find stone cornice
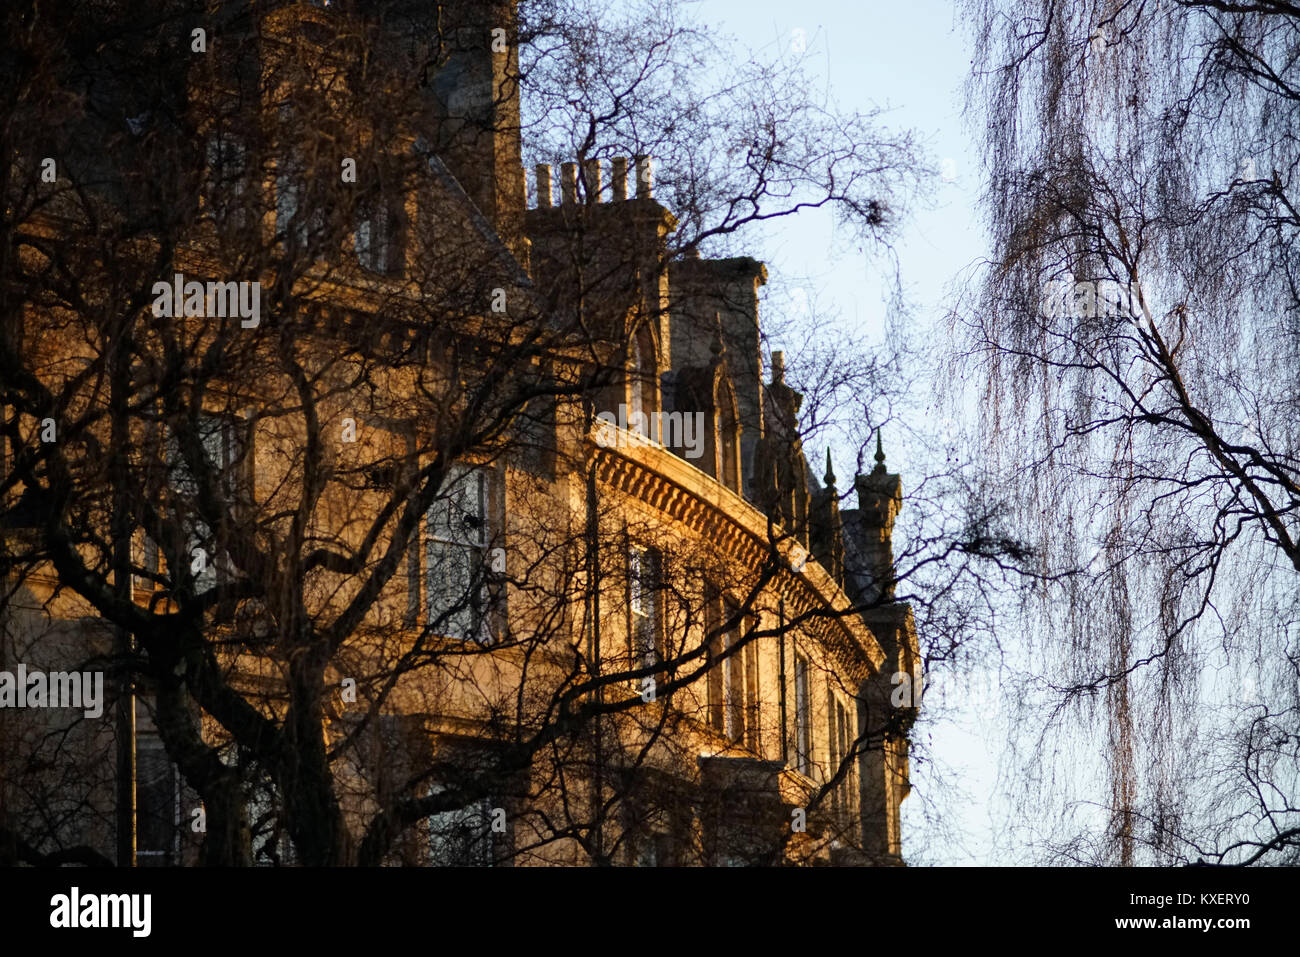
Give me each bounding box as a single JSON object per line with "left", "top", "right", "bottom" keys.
{"left": 588, "top": 425, "right": 885, "bottom": 675}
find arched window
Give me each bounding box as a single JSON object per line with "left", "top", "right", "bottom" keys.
{"left": 715, "top": 376, "right": 741, "bottom": 492}
{"left": 629, "top": 326, "right": 658, "bottom": 441}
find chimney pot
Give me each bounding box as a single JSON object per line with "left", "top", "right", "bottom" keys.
{"left": 535, "top": 164, "right": 553, "bottom": 208}
{"left": 560, "top": 162, "right": 578, "bottom": 205}
{"left": 771, "top": 350, "right": 785, "bottom": 385}
{"left": 611, "top": 157, "right": 629, "bottom": 201}
{"left": 634, "top": 155, "right": 653, "bottom": 199}
{"left": 581, "top": 158, "right": 602, "bottom": 203}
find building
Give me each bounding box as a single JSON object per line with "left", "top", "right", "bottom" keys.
{"left": 0, "top": 0, "right": 916, "bottom": 867}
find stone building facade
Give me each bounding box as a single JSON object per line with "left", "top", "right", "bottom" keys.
{"left": 0, "top": 0, "right": 916, "bottom": 866}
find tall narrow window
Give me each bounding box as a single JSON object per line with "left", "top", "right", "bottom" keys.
{"left": 837, "top": 698, "right": 852, "bottom": 817}
{"left": 723, "top": 623, "right": 742, "bottom": 742}
{"left": 712, "top": 598, "right": 745, "bottom": 744}
{"left": 136, "top": 734, "right": 180, "bottom": 866}
{"left": 276, "top": 157, "right": 308, "bottom": 249}
{"left": 425, "top": 465, "right": 491, "bottom": 642}
{"left": 828, "top": 687, "right": 843, "bottom": 819}
{"left": 166, "top": 412, "right": 250, "bottom": 593}
{"left": 716, "top": 380, "right": 740, "bottom": 492}
{"left": 204, "top": 131, "right": 251, "bottom": 235}
{"left": 356, "top": 192, "right": 405, "bottom": 276}
{"left": 247, "top": 772, "right": 294, "bottom": 866}
{"left": 275, "top": 107, "right": 326, "bottom": 254}
{"left": 629, "top": 328, "right": 657, "bottom": 441}
{"left": 628, "top": 545, "right": 660, "bottom": 677}
{"left": 794, "top": 652, "right": 812, "bottom": 775}
{"left": 745, "top": 636, "right": 760, "bottom": 752}
{"left": 827, "top": 692, "right": 854, "bottom": 824}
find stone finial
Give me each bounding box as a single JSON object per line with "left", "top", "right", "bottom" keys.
{"left": 873, "top": 428, "right": 887, "bottom": 473}
{"left": 825, "top": 446, "right": 836, "bottom": 487}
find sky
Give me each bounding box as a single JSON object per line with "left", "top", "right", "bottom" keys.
{"left": 695, "top": 0, "right": 1002, "bottom": 864}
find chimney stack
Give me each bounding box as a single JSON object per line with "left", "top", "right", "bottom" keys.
{"left": 611, "top": 157, "right": 629, "bottom": 201}
{"left": 535, "top": 164, "right": 553, "bottom": 208}
{"left": 582, "top": 158, "right": 602, "bottom": 204}
{"left": 560, "top": 162, "right": 578, "bottom": 205}
{"left": 634, "top": 155, "right": 654, "bottom": 199}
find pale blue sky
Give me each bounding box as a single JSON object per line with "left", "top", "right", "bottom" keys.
{"left": 699, "top": 0, "right": 999, "bottom": 864}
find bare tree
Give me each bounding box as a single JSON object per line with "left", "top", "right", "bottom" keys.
{"left": 0, "top": 0, "right": 994, "bottom": 868}
{"left": 957, "top": 0, "right": 1300, "bottom": 864}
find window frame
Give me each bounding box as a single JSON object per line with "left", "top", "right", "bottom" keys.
{"left": 164, "top": 410, "right": 253, "bottom": 593}
{"left": 628, "top": 326, "right": 659, "bottom": 442}
{"left": 708, "top": 594, "right": 756, "bottom": 748}
{"left": 423, "top": 463, "right": 496, "bottom": 643}
{"left": 135, "top": 733, "right": 181, "bottom": 866}
{"left": 826, "top": 690, "right": 855, "bottom": 826}
{"left": 203, "top": 129, "right": 254, "bottom": 235}
{"left": 627, "top": 541, "right": 663, "bottom": 687}
{"left": 355, "top": 188, "right": 406, "bottom": 277}
{"left": 794, "top": 651, "right": 812, "bottom": 776}
{"left": 714, "top": 375, "right": 741, "bottom": 492}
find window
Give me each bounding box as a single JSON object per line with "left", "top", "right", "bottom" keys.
{"left": 827, "top": 691, "right": 854, "bottom": 823}
{"left": 276, "top": 159, "right": 308, "bottom": 249}
{"left": 166, "top": 412, "right": 251, "bottom": 592}
{"left": 428, "top": 788, "right": 496, "bottom": 866}
{"left": 204, "top": 131, "right": 252, "bottom": 235}
{"left": 136, "top": 735, "right": 180, "bottom": 866}
{"left": 247, "top": 772, "right": 294, "bottom": 866}
{"left": 794, "top": 652, "right": 812, "bottom": 776}
{"left": 715, "top": 379, "right": 740, "bottom": 492}
{"left": 425, "top": 465, "right": 493, "bottom": 642}
{"left": 628, "top": 544, "right": 661, "bottom": 679}
{"left": 837, "top": 698, "right": 853, "bottom": 816}
{"left": 168, "top": 413, "right": 249, "bottom": 500}
{"left": 723, "top": 611, "right": 742, "bottom": 742}
{"left": 629, "top": 328, "right": 657, "bottom": 440}
{"left": 709, "top": 597, "right": 756, "bottom": 747}
{"left": 275, "top": 109, "right": 326, "bottom": 254}
{"left": 355, "top": 192, "right": 405, "bottom": 276}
